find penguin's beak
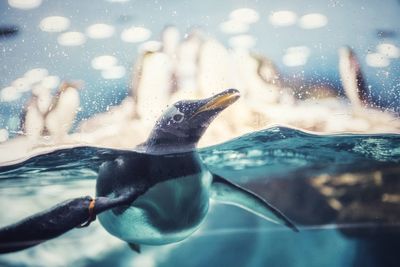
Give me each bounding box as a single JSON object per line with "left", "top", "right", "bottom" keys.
{"left": 192, "top": 89, "right": 240, "bottom": 117}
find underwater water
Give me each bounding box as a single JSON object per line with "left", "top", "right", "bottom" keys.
{"left": 0, "top": 126, "right": 399, "bottom": 267}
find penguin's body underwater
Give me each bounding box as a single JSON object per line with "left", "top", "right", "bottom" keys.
{"left": 0, "top": 89, "right": 297, "bottom": 254}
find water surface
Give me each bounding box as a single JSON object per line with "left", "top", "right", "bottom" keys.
{"left": 0, "top": 127, "right": 399, "bottom": 267}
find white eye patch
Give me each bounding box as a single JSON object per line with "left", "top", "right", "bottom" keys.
{"left": 164, "top": 106, "right": 185, "bottom": 124}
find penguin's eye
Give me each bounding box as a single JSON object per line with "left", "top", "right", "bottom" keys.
{"left": 172, "top": 114, "right": 184, "bottom": 123}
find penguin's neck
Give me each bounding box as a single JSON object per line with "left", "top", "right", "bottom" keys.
{"left": 142, "top": 131, "right": 198, "bottom": 154}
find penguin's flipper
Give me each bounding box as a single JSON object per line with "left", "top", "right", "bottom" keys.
{"left": 127, "top": 242, "right": 141, "bottom": 253}
{"left": 211, "top": 174, "right": 298, "bottom": 232}
{"left": 0, "top": 188, "right": 144, "bottom": 254}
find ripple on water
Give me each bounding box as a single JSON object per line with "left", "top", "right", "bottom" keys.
{"left": 353, "top": 138, "right": 400, "bottom": 162}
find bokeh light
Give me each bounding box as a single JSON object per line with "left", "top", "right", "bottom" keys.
{"left": 229, "top": 8, "right": 260, "bottom": 24}
{"left": 8, "top": 0, "right": 42, "bottom": 10}
{"left": 86, "top": 23, "right": 115, "bottom": 39}
{"left": 40, "top": 75, "right": 60, "bottom": 89}
{"left": 377, "top": 43, "right": 400, "bottom": 59}
{"left": 219, "top": 20, "right": 249, "bottom": 34}
{"left": 57, "top": 31, "right": 86, "bottom": 46}
{"left": 101, "top": 66, "right": 126, "bottom": 79}
{"left": 283, "top": 46, "right": 310, "bottom": 66}
{"left": 229, "top": 35, "right": 256, "bottom": 50}
{"left": 39, "top": 16, "right": 71, "bottom": 32}
{"left": 121, "top": 26, "right": 151, "bottom": 43}
{"left": 0, "top": 86, "right": 21, "bottom": 102}
{"left": 366, "top": 53, "right": 390, "bottom": 68}
{"left": 24, "top": 68, "right": 49, "bottom": 84}
{"left": 269, "top": 10, "right": 297, "bottom": 27}
{"left": 299, "top": 13, "right": 328, "bottom": 29}
{"left": 91, "top": 55, "right": 118, "bottom": 70}
{"left": 11, "top": 77, "right": 31, "bottom": 93}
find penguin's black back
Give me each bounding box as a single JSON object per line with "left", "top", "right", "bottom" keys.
{"left": 96, "top": 151, "right": 204, "bottom": 198}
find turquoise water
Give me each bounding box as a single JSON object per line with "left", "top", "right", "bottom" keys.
{"left": 0, "top": 126, "right": 399, "bottom": 267}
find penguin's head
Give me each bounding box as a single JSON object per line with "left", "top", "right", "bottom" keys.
{"left": 146, "top": 88, "right": 240, "bottom": 150}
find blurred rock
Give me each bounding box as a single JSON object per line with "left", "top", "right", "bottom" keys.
{"left": 242, "top": 166, "right": 400, "bottom": 239}
{"left": 246, "top": 178, "right": 337, "bottom": 225}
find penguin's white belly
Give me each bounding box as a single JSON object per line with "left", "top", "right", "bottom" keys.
{"left": 98, "top": 172, "right": 212, "bottom": 245}
{"left": 24, "top": 105, "right": 44, "bottom": 139}
{"left": 46, "top": 90, "right": 79, "bottom": 137}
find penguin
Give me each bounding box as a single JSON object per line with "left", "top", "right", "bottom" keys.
{"left": 44, "top": 82, "right": 81, "bottom": 141}
{"left": 20, "top": 84, "right": 53, "bottom": 141}
{"left": 161, "top": 25, "right": 180, "bottom": 61}
{"left": 20, "top": 95, "right": 45, "bottom": 141}
{"left": 338, "top": 46, "right": 369, "bottom": 109}
{"left": 32, "top": 84, "right": 52, "bottom": 116}
{"left": 197, "top": 39, "right": 236, "bottom": 97}
{"left": 161, "top": 25, "right": 180, "bottom": 95}
{"left": 232, "top": 51, "right": 283, "bottom": 105}
{"left": 132, "top": 48, "right": 174, "bottom": 127}
{"left": 130, "top": 27, "right": 180, "bottom": 126}
{"left": 0, "top": 88, "right": 297, "bottom": 254}
{"left": 171, "top": 29, "right": 204, "bottom": 101}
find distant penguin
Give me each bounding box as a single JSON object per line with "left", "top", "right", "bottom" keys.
{"left": 339, "top": 46, "right": 369, "bottom": 109}
{"left": 132, "top": 35, "right": 176, "bottom": 127}
{"left": 21, "top": 95, "right": 44, "bottom": 141}
{"left": 21, "top": 84, "right": 53, "bottom": 140}
{"left": 31, "top": 84, "right": 52, "bottom": 116}
{"left": 161, "top": 25, "right": 180, "bottom": 60}
{"left": 172, "top": 29, "right": 204, "bottom": 101}
{"left": 131, "top": 40, "right": 164, "bottom": 102}
{"left": 45, "top": 82, "right": 81, "bottom": 142}
{"left": 132, "top": 50, "right": 173, "bottom": 127}
{"left": 253, "top": 54, "right": 296, "bottom": 106}
{"left": 161, "top": 25, "right": 181, "bottom": 95}
{"left": 197, "top": 39, "right": 236, "bottom": 97}
{"left": 195, "top": 46, "right": 253, "bottom": 146}
{"left": 254, "top": 53, "right": 282, "bottom": 88}
{"left": 177, "top": 31, "right": 203, "bottom": 93}
{"left": 232, "top": 51, "right": 283, "bottom": 105}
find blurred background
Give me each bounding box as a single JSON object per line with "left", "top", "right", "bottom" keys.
{"left": 0, "top": 0, "right": 400, "bottom": 147}
{"left": 0, "top": 0, "right": 399, "bottom": 266}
